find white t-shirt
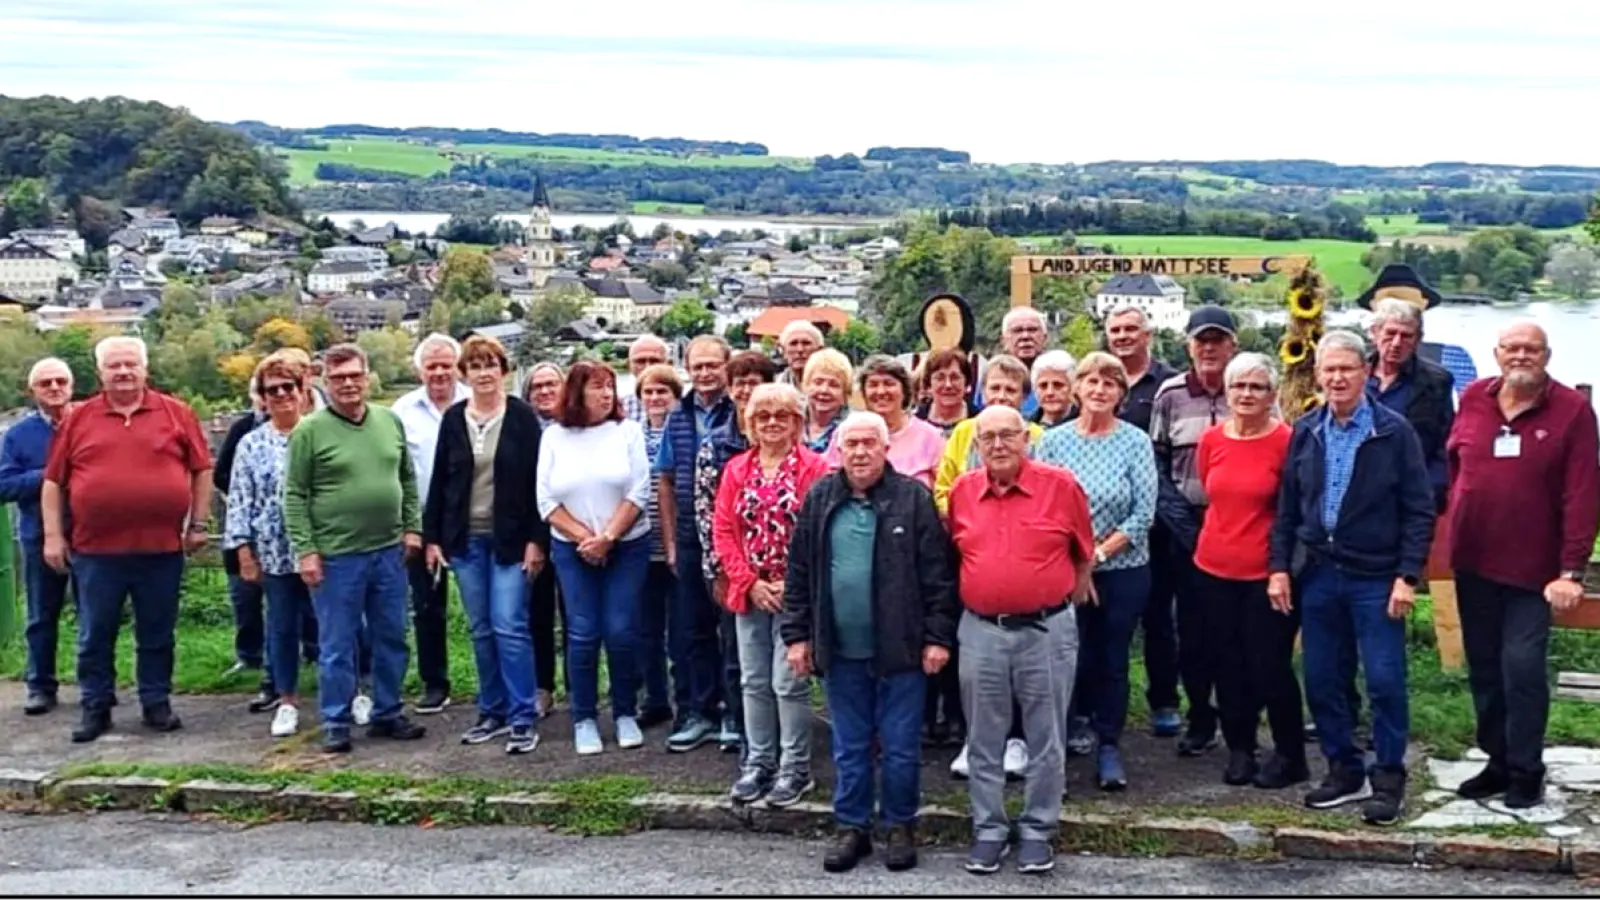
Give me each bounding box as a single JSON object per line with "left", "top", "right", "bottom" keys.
{"left": 536, "top": 419, "right": 652, "bottom": 543}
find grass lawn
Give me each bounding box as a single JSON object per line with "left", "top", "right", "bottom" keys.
{"left": 1076, "top": 233, "right": 1374, "bottom": 297}
{"left": 630, "top": 201, "right": 707, "bottom": 215}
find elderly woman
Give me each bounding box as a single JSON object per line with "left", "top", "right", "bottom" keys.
{"left": 423, "top": 336, "right": 547, "bottom": 755}
{"left": 825, "top": 355, "right": 945, "bottom": 488}
{"left": 1195, "top": 352, "right": 1307, "bottom": 790}
{"left": 1036, "top": 351, "right": 1158, "bottom": 791}
{"left": 935, "top": 354, "right": 1043, "bottom": 515}
{"left": 914, "top": 349, "right": 980, "bottom": 436}
{"left": 521, "top": 360, "right": 566, "bottom": 711}
{"left": 634, "top": 363, "right": 684, "bottom": 728}
{"left": 1030, "top": 350, "right": 1078, "bottom": 429}
{"left": 537, "top": 360, "right": 653, "bottom": 756}
{"left": 713, "top": 383, "right": 829, "bottom": 808}
{"left": 800, "top": 349, "right": 853, "bottom": 453}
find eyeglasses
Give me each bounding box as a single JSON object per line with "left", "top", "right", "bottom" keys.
{"left": 262, "top": 382, "right": 299, "bottom": 397}
{"left": 1228, "top": 382, "right": 1273, "bottom": 394}
{"left": 326, "top": 371, "right": 367, "bottom": 384}
{"left": 750, "top": 411, "right": 794, "bottom": 424}
{"left": 34, "top": 377, "right": 69, "bottom": 388}
{"left": 977, "top": 429, "right": 1024, "bottom": 445}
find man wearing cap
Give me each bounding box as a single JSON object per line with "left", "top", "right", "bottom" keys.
{"left": 1148, "top": 305, "right": 1237, "bottom": 757}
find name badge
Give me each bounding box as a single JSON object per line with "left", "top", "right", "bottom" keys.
{"left": 1493, "top": 430, "right": 1522, "bottom": 459}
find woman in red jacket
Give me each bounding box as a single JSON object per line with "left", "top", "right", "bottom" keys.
{"left": 713, "top": 382, "right": 829, "bottom": 809}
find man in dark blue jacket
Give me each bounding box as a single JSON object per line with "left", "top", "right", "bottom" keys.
{"left": 1268, "top": 330, "right": 1434, "bottom": 828}
{"left": 0, "top": 358, "right": 75, "bottom": 715}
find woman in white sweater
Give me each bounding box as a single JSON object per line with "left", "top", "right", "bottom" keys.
{"left": 536, "top": 360, "right": 653, "bottom": 756}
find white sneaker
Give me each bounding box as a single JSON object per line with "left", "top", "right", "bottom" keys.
{"left": 575, "top": 719, "right": 603, "bottom": 756}
{"left": 950, "top": 744, "right": 970, "bottom": 779}
{"left": 1004, "top": 738, "right": 1029, "bottom": 778}
{"left": 615, "top": 716, "right": 644, "bottom": 750}
{"left": 270, "top": 704, "right": 299, "bottom": 738}
{"left": 352, "top": 694, "right": 374, "bottom": 727}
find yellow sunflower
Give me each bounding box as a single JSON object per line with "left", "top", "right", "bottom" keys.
{"left": 1279, "top": 336, "right": 1309, "bottom": 366}
{"left": 1301, "top": 394, "right": 1323, "bottom": 413}
{"left": 1289, "top": 288, "right": 1323, "bottom": 320}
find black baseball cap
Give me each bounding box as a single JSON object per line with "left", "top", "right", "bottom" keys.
{"left": 1185, "top": 305, "right": 1237, "bottom": 338}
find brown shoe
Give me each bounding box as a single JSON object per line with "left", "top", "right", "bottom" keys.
{"left": 884, "top": 825, "right": 918, "bottom": 871}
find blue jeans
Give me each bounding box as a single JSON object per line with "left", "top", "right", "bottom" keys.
{"left": 228, "top": 573, "right": 266, "bottom": 670}
{"left": 453, "top": 536, "right": 539, "bottom": 728}
{"left": 1300, "top": 562, "right": 1409, "bottom": 773}
{"left": 1074, "top": 565, "right": 1151, "bottom": 746}
{"left": 73, "top": 552, "right": 184, "bottom": 712}
{"left": 21, "top": 540, "right": 72, "bottom": 696}
{"left": 670, "top": 538, "right": 723, "bottom": 719}
{"left": 310, "top": 545, "right": 411, "bottom": 734}
{"left": 262, "top": 574, "right": 313, "bottom": 697}
{"left": 823, "top": 658, "right": 926, "bottom": 831}
{"left": 637, "top": 560, "right": 675, "bottom": 714}
{"left": 553, "top": 536, "right": 649, "bottom": 723}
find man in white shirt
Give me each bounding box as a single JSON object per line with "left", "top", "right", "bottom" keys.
{"left": 392, "top": 333, "right": 471, "bottom": 714}
{"left": 622, "top": 335, "right": 671, "bottom": 423}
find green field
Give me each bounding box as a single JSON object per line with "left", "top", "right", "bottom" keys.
{"left": 630, "top": 200, "right": 707, "bottom": 215}
{"left": 1076, "top": 233, "right": 1373, "bottom": 296}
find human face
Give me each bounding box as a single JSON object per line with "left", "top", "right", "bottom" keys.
{"left": 628, "top": 341, "right": 667, "bottom": 377}
{"left": 98, "top": 344, "right": 146, "bottom": 396}
{"left": 583, "top": 373, "right": 616, "bottom": 423}
{"left": 730, "top": 373, "right": 765, "bottom": 411}
{"left": 862, "top": 373, "right": 905, "bottom": 417}
{"left": 1075, "top": 371, "right": 1124, "bottom": 417}
{"left": 1187, "top": 330, "right": 1237, "bottom": 379}
{"left": 929, "top": 362, "right": 967, "bottom": 408}
{"left": 1034, "top": 369, "right": 1073, "bottom": 419}
{"left": 1494, "top": 323, "right": 1550, "bottom": 390}
{"left": 749, "top": 400, "right": 800, "bottom": 450}
{"left": 418, "top": 344, "right": 458, "bottom": 399}
{"left": 1316, "top": 348, "right": 1369, "bottom": 413}
{"left": 463, "top": 355, "right": 505, "bottom": 397}
{"left": 976, "top": 415, "right": 1028, "bottom": 479}
{"left": 805, "top": 372, "right": 844, "bottom": 420}
{"left": 782, "top": 331, "right": 820, "bottom": 373}
{"left": 1003, "top": 315, "right": 1046, "bottom": 362}
{"left": 982, "top": 372, "right": 1025, "bottom": 410}
{"left": 325, "top": 358, "right": 369, "bottom": 411}
{"left": 261, "top": 376, "right": 301, "bottom": 418}
{"left": 1106, "top": 312, "right": 1151, "bottom": 362}
{"left": 837, "top": 422, "right": 888, "bottom": 489}
{"left": 30, "top": 364, "right": 72, "bottom": 411}
{"left": 1373, "top": 318, "right": 1420, "bottom": 369}
{"left": 529, "top": 370, "right": 562, "bottom": 416}
{"left": 1226, "top": 368, "right": 1274, "bottom": 420}
{"left": 687, "top": 346, "right": 729, "bottom": 397}
{"left": 641, "top": 381, "right": 676, "bottom": 419}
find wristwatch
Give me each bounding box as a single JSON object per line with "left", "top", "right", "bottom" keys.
{"left": 1562, "top": 570, "right": 1585, "bottom": 583}
{"left": 1094, "top": 548, "right": 1108, "bottom": 565}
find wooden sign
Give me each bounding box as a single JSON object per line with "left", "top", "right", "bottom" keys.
{"left": 1009, "top": 254, "right": 1314, "bottom": 306}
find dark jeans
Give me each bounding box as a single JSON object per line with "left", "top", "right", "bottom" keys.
{"left": 73, "top": 552, "right": 185, "bottom": 712}
{"left": 21, "top": 540, "right": 72, "bottom": 696}
{"left": 228, "top": 574, "right": 265, "bottom": 670}
{"left": 924, "top": 642, "right": 964, "bottom": 734}
{"left": 1074, "top": 565, "right": 1150, "bottom": 747}
{"left": 1142, "top": 527, "right": 1181, "bottom": 711}
{"left": 1300, "top": 563, "right": 1408, "bottom": 774}
{"left": 1201, "top": 570, "right": 1305, "bottom": 760}
{"left": 670, "top": 538, "right": 724, "bottom": 720}
{"left": 552, "top": 536, "right": 649, "bottom": 723}
{"left": 405, "top": 555, "right": 451, "bottom": 694}
{"left": 1457, "top": 570, "right": 1552, "bottom": 778}
{"left": 262, "top": 574, "right": 314, "bottom": 698}
{"left": 718, "top": 604, "right": 743, "bottom": 733}
{"left": 311, "top": 545, "right": 411, "bottom": 733}
{"left": 637, "top": 560, "right": 674, "bottom": 714}
{"left": 1172, "top": 550, "right": 1218, "bottom": 734}
{"left": 824, "top": 658, "right": 925, "bottom": 830}
{"left": 528, "top": 561, "right": 564, "bottom": 696}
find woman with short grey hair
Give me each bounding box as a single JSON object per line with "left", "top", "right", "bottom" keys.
{"left": 1029, "top": 350, "right": 1078, "bottom": 428}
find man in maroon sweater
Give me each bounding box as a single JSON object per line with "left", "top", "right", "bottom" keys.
{"left": 1446, "top": 321, "right": 1600, "bottom": 809}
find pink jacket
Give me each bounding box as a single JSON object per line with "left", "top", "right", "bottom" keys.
{"left": 711, "top": 444, "right": 829, "bottom": 615}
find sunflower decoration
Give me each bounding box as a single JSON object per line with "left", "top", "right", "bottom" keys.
{"left": 1300, "top": 394, "right": 1323, "bottom": 414}
{"left": 1278, "top": 264, "right": 1327, "bottom": 425}
{"left": 1288, "top": 287, "right": 1324, "bottom": 320}
{"left": 1279, "top": 336, "right": 1309, "bottom": 367}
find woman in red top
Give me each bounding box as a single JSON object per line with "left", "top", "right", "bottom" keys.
{"left": 712, "top": 383, "right": 829, "bottom": 809}
{"left": 1194, "top": 352, "right": 1308, "bottom": 791}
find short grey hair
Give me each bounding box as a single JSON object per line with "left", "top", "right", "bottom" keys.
{"left": 778, "top": 319, "right": 824, "bottom": 346}
{"left": 1030, "top": 349, "right": 1076, "bottom": 383}
{"left": 27, "top": 357, "right": 71, "bottom": 386}
{"left": 1001, "top": 306, "right": 1046, "bottom": 333}
{"left": 837, "top": 410, "right": 890, "bottom": 445}
{"left": 746, "top": 382, "right": 805, "bottom": 420}
{"left": 1224, "top": 352, "right": 1279, "bottom": 390}
{"left": 1317, "top": 330, "right": 1369, "bottom": 367}
{"left": 1370, "top": 298, "right": 1423, "bottom": 334}
{"left": 628, "top": 334, "right": 668, "bottom": 357}
{"left": 1104, "top": 305, "right": 1154, "bottom": 332}
{"left": 412, "top": 332, "right": 461, "bottom": 370}
{"left": 94, "top": 336, "right": 147, "bottom": 367}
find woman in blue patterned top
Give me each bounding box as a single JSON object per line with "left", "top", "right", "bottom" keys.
{"left": 799, "top": 349, "right": 852, "bottom": 454}
{"left": 1036, "top": 351, "right": 1158, "bottom": 792}
{"left": 634, "top": 362, "right": 683, "bottom": 728}
{"left": 224, "top": 352, "right": 315, "bottom": 739}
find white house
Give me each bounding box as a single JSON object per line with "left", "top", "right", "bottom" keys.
{"left": 13, "top": 228, "right": 85, "bottom": 261}
{"left": 1093, "top": 273, "right": 1189, "bottom": 333}
{"left": 0, "top": 238, "right": 78, "bottom": 301}
{"left": 321, "top": 245, "right": 389, "bottom": 269}
{"left": 308, "top": 260, "right": 379, "bottom": 295}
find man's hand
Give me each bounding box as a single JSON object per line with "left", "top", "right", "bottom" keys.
{"left": 1267, "top": 572, "right": 1293, "bottom": 614}
{"left": 1545, "top": 577, "right": 1585, "bottom": 613}
{"left": 238, "top": 549, "right": 261, "bottom": 584}
{"left": 922, "top": 644, "right": 950, "bottom": 675}
{"left": 184, "top": 525, "right": 209, "bottom": 554}
{"left": 43, "top": 534, "right": 69, "bottom": 574}
{"left": 1388, "top": 578, "right": 1416, "bottom": 620}
{"left": 522, "top": 542, "right": 546, "bottom": 576}
{"left": 425, "top": 544, "right": 446, "bottom": 574}
{"left": 299, "top": 553, "right": 324, "bottom": 590}
{"left": 1071, "top": 580, "right": 1100, "bottom": 607}
{"left": 402, "top": 531, "right": 422, "bottom": 559}
{"left": 786, "top": 641, "right": 812, "bottom": 678}
{"left": 665, "top": 544, "right": 678, "bottom": 576}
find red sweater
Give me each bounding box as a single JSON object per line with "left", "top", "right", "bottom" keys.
{"left": 1195, "top": 422, "right": 1292, "bottom": 581}
{"left": 1447, "top": 377, "right": 1600, "bottom": 592}
{"left": 711, "top": 445, "right": 829, "bottom": 615}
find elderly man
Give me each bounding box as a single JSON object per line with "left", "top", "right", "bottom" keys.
{"left": 1103, "top": 304, "right": 1183, "bottom": 737}
{"left": 622, "top": 335, "right": 671, "bottom": 422}
{"left": 782, "top": 411, "right": 957, "bottom": 874}
{"left": 1269, "top": 330, "right": 1434, "bottom": 826}
{"left": 1447, "top": 322, "right": 1600, "bottom": 809}
{"left": 41, "top": 337, "right": 213, "bottom": 742}
{"left": 1367, "top": 299, "right": 1454, "bottom": 507}
{"left": 0, "top": 358, "right": 75, "bottom": 716}
{"left": 776, "top": 320, "right": 824, "bottom": 387}
{"left": 392, "top": 333, "right": 470, "bottom": 714}
{"left": 1149, "top": 305, "right": 1237, "bottom": 755}
{"left": 949, "top": 405, "right": 1094, "bottom": 876}
{"left": 975, "top": 308, "right": 1050, "bottom": 417}
{"left": 285, "top": 343, "right": 427, "bottom": 753}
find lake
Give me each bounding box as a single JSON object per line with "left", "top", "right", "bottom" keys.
{"left": 319, "top": 210, "right": 884, "bottom": 239}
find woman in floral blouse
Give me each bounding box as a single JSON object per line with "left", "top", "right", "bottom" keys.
{"left": 224, "top": 351, "right": 315, "bottom": 739}
{"left": 712, "top": 383, "right": 829, "bottom": 808}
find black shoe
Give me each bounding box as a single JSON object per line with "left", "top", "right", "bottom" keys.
{"left": 368, "top": 715, "right": 427, "bottom": 741}
{"left": 414, "top": 688, "right": 451, "bottom": 715}
{"left": 823, "top": 827, "right": 872, "bottom": 873}
{"left": 923, "top": 720, "right": 950, "bottom": 748}
{"left": 461, "top": 716, "right": 510, "bottom": 745}
{"left": 1457, "top": 764, "right": 1511, "bottom": 800}
{"left": 1253, "top": 753, "right": 1311, "bottom": 790}
{"left": 1504, "top": 773, "right": 1545, "bottom": 810}
{"left": 1177, "top": 727, "right": 1219, "bottom": 757}
{"left": 765, "top": 772, "right": 815, "bottom": 809}
{"left": 1362, "top": 768, "right": 1406, "bottom": 826}
{"left": 324, "top": 730, "right": 353, "bottom": 754}
{"left": 142, "top": 704, "right": 183, "bottom": 733}
{"left": 247, "top": 690, "right": 280, "bottom": 714}
{"left": 729, "top": 766, "right": 775, "bottom": 804}
{"left": 1224, "top": 750, "right": 1259, "bottom": 786}
{"left": 1303, "top": 721, "right": 1318, "bottom": 742}
{"left": 884, "top": 825, "right": 918, "bottom": 872}
{"left": 946, "top": 721, "right": 967, "bottom": 748}
{"left": 1305, "top": 768, "right": 1371, "bottom": 809}
{"left": 71, "top": 709, "right": 111, "bottom": 744}
{"left": 637, "top": 707, "right": 675, "bottom": 729}
{"left": 23, "top": 692, "right": 57, "bottom": 716}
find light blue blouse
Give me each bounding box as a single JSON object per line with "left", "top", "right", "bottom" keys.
{"left": 1035, "top": 419, "right": 1158, "bottom": 571}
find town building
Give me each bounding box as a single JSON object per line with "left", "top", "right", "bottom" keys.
{"left": 1092, "top": 272, "right": 1189, "bottom": 333}
{"left": 0, "top": 238, "right": 79, "bottom": 301}
{"left": 308, "top": 260, "right": 380, "bottom": 294}
{"left": 524, "top": 176, "right": 556, "bottom": 289}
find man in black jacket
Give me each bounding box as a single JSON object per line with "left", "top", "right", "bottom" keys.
{"left": 781, "top": 411, "right": 958, "bottom": 875}
{"left": 1367, "top": 298, "right": 1455, "bottom": 509}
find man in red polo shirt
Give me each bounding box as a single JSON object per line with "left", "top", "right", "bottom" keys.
{"left": 41, "top": 336, "right": 213, "bottom": 743}
{"left": 948, "top": 405, "right": 1094, "bottom": 877}
{"left": 1446, "top": 321, "right": 1600, "bottom": 809}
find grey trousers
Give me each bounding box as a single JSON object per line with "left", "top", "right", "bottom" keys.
{"left": 736, "top": 609, "right": 813, "bottom": 777}
{"left": 959, "top": 607, "right": 1077, "bottom": 843}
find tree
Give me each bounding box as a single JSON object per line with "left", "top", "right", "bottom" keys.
{"left": 0, "top": 320, "right": 51, "bottom": 408}
{"left": 218, "top": 352, "right": 260, "bottom": 396}
{"left": 301, "top": 310, "right": 344, "bottom": 350}
{"left": 654, "top": 299, "right": 715, "bottom": 340}
{"left": 871, "top": 223, "right": 1020, "bottom": 354}
{"left": 252, "top": 317, "right": 312, "bottom": 353}
{"left": 646, "top": 261, "right": 689, "bottom": 290}
{"left": 724, "top": 321, "right": 749, "bottom": 347}
{"left": 1060, "top": 313, "right": 1098, "bottom": 358}
{"left": 521, "top": 289, "right": 592, "bottom": 362}
{"left": 72, "top": 196, "right": 122, "bottom": 250}
{"left": 1486, "top": 247, "right": 1537, "bottom": 301}
{"left": 45, "top": 325, "right": 102, "bottom": 396}
{"left": 436, "top": 247, "right": 498, "bottom": 306}
{"left": 1546, "top": 244, "right": 1600, "bottom": 299}
{"left": 1587, "top": 196, "right": 1600, "bottom": 244}
{"left": 826, "top": 319, "right": 882, "bottom": 362}
{"left": 0, "top": 178, "right": 53, "bottom": 235}
{"left": 356, "top": 327, "right": 415, "bottom": 388}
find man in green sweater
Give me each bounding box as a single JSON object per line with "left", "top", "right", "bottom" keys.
{"left": 284, "top": 343, "right": 428, "bottom": 753}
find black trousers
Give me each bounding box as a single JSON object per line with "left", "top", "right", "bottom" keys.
{"left": 405, "top": 556, "right": 451, "bottom": 693}
{"left": 1172, "top": 551, "right": 1218, "bottom": 734}
{"left": 1457, "top": 570, "right": 1552, "bottom": 778}
{"left": 924, "top": 643, "right": 965, "bottom": 733}
{"left": 1142, "top": 526, "right": 1181, "bottom": 711}
{"left": 1201, "top": 570, "right": 1305, "bottom": 760}
{"left": 528, "top": 563, "right": 566, "bottom": 696}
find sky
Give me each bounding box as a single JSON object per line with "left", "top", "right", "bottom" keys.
{"left": 5, "top": 0, "right": 1599, "bottom": 167}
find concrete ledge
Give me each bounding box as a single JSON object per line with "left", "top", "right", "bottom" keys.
{"left": 0, "top": 769, "right": 53, "bottom": 801}
{"left": 631, "top": 793, "right": 750, "bottom": 831}
{"left": 1567, "top": 841, "right": 1600, "bottom": 877}
{"left": 368, "top": 791, "right": 478, "bottom": 822}
{"left": 1423, "top": 834, "right": 1564, "bottom": 873}
{"left": 50, "top": 776, "right": 172, "bottom": 809}
{"left": 1274, "top": 827, "right": 1420, "bottom": 865}
{"left": 1129, "top": 817, "right": 1248, "bottom": 856}
{"left": 483, "top": 792, "right": 564, "bottom": 826}
{"left": 267, "top": 786, "right": 359, "bottom": 821}
{"left": 180, "top": 780, "right": 279, "bottom": 812}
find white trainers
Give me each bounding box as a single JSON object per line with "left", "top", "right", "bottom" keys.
{"left": 574, "top": 719, "right": 604, "bottom": 756}
{"left": 615, "top": 716, "right": 644, "bottom": 750}
{"left": 950, "top": 744, "right": 970, "bottom": 779}
{"left": 270, "top": 704, "right": 300, "bottom": 738}
{"left": 352, "top": 693, "right": 374, "bottom": 727}
{"left": 1004, "top": 738, "right": 1029, "bottom": 778}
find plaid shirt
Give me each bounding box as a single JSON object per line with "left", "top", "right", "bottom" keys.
{"left": 1320, "top": 400, "right": 1374, "bottom": 530}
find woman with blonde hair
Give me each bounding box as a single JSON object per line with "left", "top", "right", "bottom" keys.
{"left": 799, "top": 349, "right": 852, "bottom": 453}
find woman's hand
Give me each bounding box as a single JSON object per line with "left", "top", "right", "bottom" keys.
{"left": 1267, "top": 572, "right": 1293, "bottom": 614}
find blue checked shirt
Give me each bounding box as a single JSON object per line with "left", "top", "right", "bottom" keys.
{"left": 1320, "top": 400, "right": 1374, "bottom": 531}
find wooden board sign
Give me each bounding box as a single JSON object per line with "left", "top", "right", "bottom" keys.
{"left": 1008, "top": 254, "right": 1314, "bottom": 305}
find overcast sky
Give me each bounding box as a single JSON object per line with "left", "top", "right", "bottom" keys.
{"left": 5, "top": 0, "right": 1598, "bottom": 167}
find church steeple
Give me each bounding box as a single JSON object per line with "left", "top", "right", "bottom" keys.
{"left": 525, "top": 175, "right": 555, "bottom": 288}
{"left": 531, "top": 174, "right": 552, "bottom": 212}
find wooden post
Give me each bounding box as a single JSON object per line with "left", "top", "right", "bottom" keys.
{"left": 1426, "top": 501, "right": 1465, "bottom": 670}
{"left": 1009, "top": 257, "right": 1032, "bottom": 307}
